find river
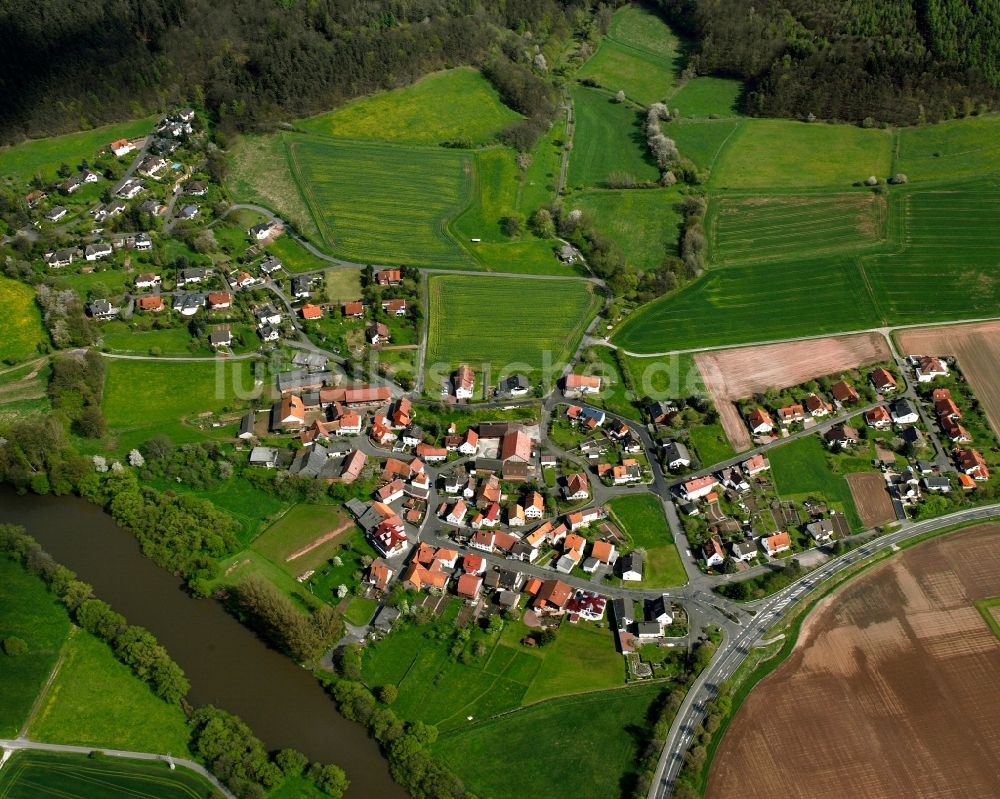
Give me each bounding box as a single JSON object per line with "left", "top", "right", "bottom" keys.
{"left": 0, "top": 487, "right": 407, "bottom": 799}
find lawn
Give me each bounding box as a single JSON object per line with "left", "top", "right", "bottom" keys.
{"left": 0, "top": 276, "right": 45, "bottom": 364}
{"left": 432, "top": 683, "right": 664, "bottom": 799}
{"left": 286, "top": 134, "right": 474, "bottom": 268}
{"left": 664, "top": 118, "right": 741, "bottom": 173}
{"left": 613, "top": 255, "right": 882, "bottom": 352}
{"left": 572, "top": 187, "right": 684, "bottom": 270}
{"left": 29, "top": 631, "right": 192, "bottom": 756}
{"left": 768, "top": 435, "right": 863, "bottom": 530}
{"left": 425, "top": 274, "right": 601, "bottom": 389}
{"left": 100, "top": 326, "right": 198, "bottom": 356}
{"left": 323, "top": 268, "right": 362, "bottom": 302}
{"left": 620, "top": 352, "right": 704, "bottom": 400}
{"left": 296, "top": 68, "right": 520, "bottom": 146}
{"left": 895, "top": 114, "right": 1000, "bottom": 182}
{"left": 670, "top": 77, "right": 743, "bottom": 118}
{"left": 571, "top": 346, "right": 642, "bottom": 420}
{"left": 688, "top": 422, "right": 736, "bottom": 466}
{"left": 251, "top": 503, "right": 356, "bottom": 576}
{"left": 0, "top": 751, "right": 221, "bottom": 799}
{"left": 0, "top": 557, "right": 71, "bottom": 738}
{"left": 0, "top": 116, "right": 155, "bottom": 183}
{"left": 52, "top": 269, "right": 130, "bottom": 298}
{"left": 343, "top": 597, "right": 379, "bottom": 626}
{"left": 302, "top": 527, "right": 382, "bottom": 605}
{"left": 568, "top": 86, "right": 660, "bottom": 189}
{"left": 606, "top": 494, "right": 687, "bottom": 587}
{"left": 517, "top": 621, "right": 625, "bottom": 704}
{"left": 265, "top": 235, "right": 324, "bottom": 274}
{"left": 708, "top": 191, "right": 888, "bottom": 265}
{"left": 710, "top": 119, "right": 894, "bottom": 189}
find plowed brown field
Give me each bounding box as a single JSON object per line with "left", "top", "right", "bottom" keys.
{"left": 845, "top": 471, "right": 896, "bottom": 528}
{"left": 897, "top": 322, "right": 1000, "bottom": 438}
{"left": 707, "top": 523, "right": 1000, "bottom": 799}
{"left": 696, "top": 333, "right": 890, "bottom": 451}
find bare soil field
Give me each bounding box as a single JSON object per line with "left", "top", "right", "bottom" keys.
{"left": 897, "top": 321, "right": 1000, "bottom": 437}
{"left": 707, "top": 523, "right": 1000, "bottom": 799}
{"left": 696, "top": 333, "right": 891, "bottom": 451}
{"left": 845, "top": 471, "right": 896, "bottom": 528}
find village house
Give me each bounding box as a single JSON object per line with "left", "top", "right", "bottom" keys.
{"left": 249, "top": 221, "right": 281, "bottom": 241}
{"left": 914, "top": 356, "right": 948, "bottom": 383}
{"left": 497, "top": 374, "right": 531, "bottom": 397}
{"left": 525, "top": 492, "right": 545, "bottom": 519}
{"left": 662, "top": 440, "right": 691, "bottom": 470}
{"left": 343, "top": 300, "right": 364, "bottom": 319}
{"left": 924, "top": 475, "right": 951, "bottom": 493}
{"left": 508, "top": 504, "right": 526, "bottom": 527}
{"left": 890, "top": 399, "right": 919, "bottom": 425}
{"left": 88, "top": 299, "right": 119, "bottom": 320}
{"left": 702, "top": 536, "right": 724, "bottom": 568}
{"left": 941, "top": 417, "right": 972, "bottom": 443}
{"left": 366, "top": 560, "right": 394, "bottom": 593}
{"left": 806, "top": 518, "right": 835, "bottom": 543}
{"left": 137, "top": 295, "right": 165, "bottom": 312}
{"left": 747, "top": 407, "right": 774, "bottom": 434}
{"left": 110, "top": 138, "right": 136, "bottom": 157}
{"left": 804, "top": 393, "right": 832, "bottom": 417}
{"left": 458, "top": 428, "right": 478, "bottom": 456}
{"left": 453, "top": 364, "right": 475, "bottom": 399}
{"left": 777, "top": 404, "right": 806, "bottom": 425}
{"left": 85, "top": 242, "right": 113, "bottom": 261}
{"left": 367, "top": 321, "right": 390, "bottom": 345}
{"left": 564, "top": 472, "right": 590, "bottom": 500}
{"left": 207, "top": 292, "right": 232, "bottom": 310}
{"left": 445, "top": 500, "right": 467, "bottom": 525}
{"left": 374, "top": 269, "right": 401, "bottom": 286}
{"left": 249, "top": 446, "right": 279, "bottom": 468}
{"left": 865, "top": 405, "right": 893, "bottom": 430}
{"left": 681, "top": 474, "right": 717, "bottom": 501}
{"left": 532, "top": 579, "right": 573, "bottom": 614}
{"left": 565, "top": 590, "right": 607, "bottom": 622}
{"left": 43, "top": 205, "right": 67, "bottom": 222}
{"left": 567, "top": 507, "right": 603, "bottom": 532}
{"left": 382, "top": 298, "right": 407, "bottom": 316}
{"left": 456, "top": 573, "right": 483, "bottom": 603}
{"left": 275, "top": 395, "right": 306, "bottom": 430}
{"left": 301, "top": 304, "right": 323, "bottom": 321}
{"left": 824, "top": 424, "right": 859, "bottom": 450}
{"left": 831, "top": 380, "right": 861, "bottom": 405}
{"left": 956, "top": 448, "right": 990, "bottom": 481}
{"left": 563, "top": 373, "right": 601, "bottom": 396}
{"left": 760, "top": 531, "right": 792, "bottom": 558}
{"left": 469, "top": 529, "right": 496, "bottom": 552}
{"left": 209, "top": 325, "right": 232, "bottom": 348}
{"left": 415, "top": 443, "right": 447, "bottom": 462}
{"left": 869, "top": 367, "right": 897, "bottom": 393}
{"left": 115, "top": 178, "right": 145, "bottom": 199}
{"left": 44, "top": 249, "right": 75, "bottom": 267}
{"left": 731, "top": 540, "right": 757, "bottom": 562}
{"left": 743, "top": 453, "right": 769, "bottom": 476}
{"left": 619, "top": 552, "right": 643, "bottom": 581}
{"left": 135, "top": 272, "right": 161, "bottom": 289}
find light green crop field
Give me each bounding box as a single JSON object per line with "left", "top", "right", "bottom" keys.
{"left": 425, "top": 274, "right": 601, "bottom": 384}
{"left": 670, "top": 77, "right": 743, "bottom": 118}
{"left": 0, "top": 277, "right": 44, "bottom": 364}
{"left": 0, "top": 751, "right": 220, "bottom": 799}
{"left": 573, "top": 187, "right": 684, "bottom": 270}
{"left": 287, "top": 135, "right": 473, "bottom": 268}
{"left": 0, "top": 116, "right": 155, "bottom": 183}
{"left": 29, "top": 632, "right": 192, "bottom": 756}
{"left": 296, "top": 68, "right": 520, "bottom": 145}
{"left": 769, "top": 435, "right": 863, "bottom": 530}
{"left": 568, "top": 86, "right": 660, "bottom": 189}
{"left": 0, "top": 557, "right": 71, "bottom": 738}
{"left": 432, "top": 684, "right": 663, "bottom": 799}
{"left": 606, "top": 493, "right": 687, "bottom": 586}
{"left": 664, "top": 118, "right": 741, "bottom": 173}
{"left": 251, "top": 503, "right": 354, "bottom": 576}
{"left": 577, "top": 40, "right": 675, "bottom": 106}
{"left": 265, "top": 235, "right": 324, "bottom": 274}
{"left": 710, "top": 119, "right": 894, "bottom": 189}
{"left": 895, "top": 114, "right": 1000, "bottom": 181}
{"left": 708, "top": 191, "right": 888, "bottom": 265}
{"left": 608, "top": 4, "right": 681, "bottom": 59}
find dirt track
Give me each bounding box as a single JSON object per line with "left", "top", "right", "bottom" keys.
{"left": 285, "top": 520, "right": 354, "bottom": 561}
{"left": 707, "top": 523, "right": 1000, "bottom": 799}
{"left": 845, "top": 471, "right": 896, "bottom": 528}
{"left": 897, "top": 322, "right": 1000, "bottom": 438}
{"left": 696, "top": 333, "right": 890, "bottom": 451}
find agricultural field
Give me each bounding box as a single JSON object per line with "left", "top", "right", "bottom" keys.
{"left": 709, "top": 119, "right": 894, "bottom": 189}
{"left": 613, "top": 256, "right": 881, "bottom": 353}
{"left": 768, "top": 435, "right": 862, "bottom": 530}
{"left": 845, "top": 471, "right": 896, "bottom": 528}
{"left": 606, "top": 494, "right": 687, "bottom": 586}
{"left": 670, "top": 78, "right": 743, "bottom": 118}
{"left": 572, "top": 187, "right": 684, "bottom": 271}
{"left": 250, "top": 503, "right": 356, "bottom": 578}
{"left": 0, "top": 276, "right": 45, "bottom": 364}
{"left": 708, "top": 192, "right": 888, "bottom": 265}
{"left": 665, "top": 119, "right": 741, "bottom": 173}
{"left": 568, "top": 86, "right": 660, "bottom": 189}
{"left": 296, "top": 68, "right": 520, "bottom": 146}
{"left": 425, "top": 274, "right": 601, "bottom": 389}
{"left": 432, "top": 684, "right": 664, "bottom": 799}
{"left": 0, "top": 116, "right": 155, "bottom": 183}
{"left": 0, "top": 557, "right": 71, "bottom": 738}
{"left": 287, "top": 134, "right": 473, "bottom": 268}
{"left": 707, "top": 524, "right": 1000, "bottom": 799}
{"left": 895, "top": 114, "right": 1000, "bottom": 182}
{"left": 29, "top": 632, "right": 192, "bottom": 756}
{"left": 0, "top": 751, "right": 220, "bottom": 799}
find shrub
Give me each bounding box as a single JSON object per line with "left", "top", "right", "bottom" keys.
{"left": 2, "top": 636, "right": 28, "bottom": 656}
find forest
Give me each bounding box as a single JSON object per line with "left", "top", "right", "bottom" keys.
{"left": 656, "top": 0, "right": 1000, "bottom": 124}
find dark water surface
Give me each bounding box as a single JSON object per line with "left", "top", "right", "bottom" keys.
{"left": 0, "top": 487, "right": 406, "bottom": 799}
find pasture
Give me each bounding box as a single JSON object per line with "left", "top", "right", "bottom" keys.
{"left": 708, "top": 192, "right": 888, "bottom": 265}
{"left": 768, "top": 435, "right": 862, "bottom": 530}
{"left": 0, "top": 557, "right": 71, "bottom": 738}
{"left": 100, "top": 326, "right": 197, "bottom": 356}
{"left": 251, "top": 503, "right": 356, "bottom": 576}
{"left": 0, "top": 751, "right": 220, "bottom": 799}
{"left": 0, "top": 277, "right": 44, "bottom": 364}
{"left": 613, "top": 256, "right": 881, "bottom": 352}
{"left": 710, "top": 119, "right": 894, "bottom": 189}
{"left": 287, "top": 135, "right": 473, "bottom": 268}
{"left": 664, "top": 119, "right": 741, "bottom": 173}
{"left": 568, "top": 86, "right": 660, "bottom": 189}
{"left": 572, "top": 187, "right": 684, "bottom": 270}
{"left": 670, "top": 77, "right": 743, "bottom": 118}
{"left": 424, "top": 274, "right": 601, "bottom": 387}
{"left": 0, "top": 116, "right": 155, "bottom": 183}
{"left": 895, "top": 114, "right": 1000, "bottom": 181}
{"left": 606, "top": 493, "right": 687, "bottom": 587}
{"left": 432, "top": 684, "right": 663, "bottom": 799}
{"left": 520, "top": 115, "right": 566, "bottom": 213}
{"left": 296, "top": 68, "right": 520, "bottom": 146}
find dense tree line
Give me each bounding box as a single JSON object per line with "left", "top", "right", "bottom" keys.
{"left": 655, "top": 0, "right": 1000, "bottom": 124}
{"left": 0, "top": 0, "right": 586, "bottom": 143}
{"left": 35, "top": 285, "right": 95, "bottom": 350}
{"left": 48, "top": 349, "right": 106, "bottom": 438}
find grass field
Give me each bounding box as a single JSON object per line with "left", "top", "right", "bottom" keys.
{"left": 688, "top": 422, "right": 736, "bottom": 466}
{"left": 29, "top": 632, "right": 192, "bottom": 756}
{"left": 572, "top": 187, "right": 684, "bottom": 271}
{"left": 432, "top": 684, "right": 663, "bottom": 799}
{"left": 768, "top": 435, "right": 863, "bottom": 530}
{"left": 710, "top": 119, "right": 894, "bottom": 189}
{"left": 708, "top": 192, "right": 888, "bottom": 265}
{"left": 665, "top": 119, "right": 741, "bottom": 173}
{"left": 520, "top": 115, "right": 566, "bottom": 214}
{"left": 895, "top": 114, "right": 1000, "bottom": 181}
{"left": 425, "top": 275, "right": 600, "bottom": 388}
{"left": 100, "top": 327, "right": 197, "bottom": 355}
{"left": 606, "top": 494, "right": 687, "bottom": 587}
{"left": 670, "top": 77, "right": 743, "bottom": 118}
{"left": 251, "top": 503, "right": 355, "bottom": 576}
{"left": 0, "top": 751, "right": 220, "bottom": 799}
{"left": 296, "top": 68, "right": 520, "bottom": 146}
{"left": 0, "top": 557, "right": 71, "bottom": 738}
{"left": 568, "top": 86, "right": 660, "bottom": 189}
{"left": 324, "top": 268, "right": 362, "bottom": 302}
{"left": 0, "top": 277, "right": 44, "bottom": 364}
{"left": 0, "top": 117, "right": 155, "bottom": 183}
{"left": 621, "top": 352, "right": 704, "bottom": 399}
{"left": 265, "top": 235, "right": 324, "bottom": 274}
{"left": 572, "top": 347, "right": 641, "bottom": 419}
{"left": 287, "top": 134, "right": 473, "bottom": 268}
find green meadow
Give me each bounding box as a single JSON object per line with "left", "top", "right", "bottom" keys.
{"left": 606, "top": 493, "right": 687, "bottom": 587}
{"left": 0, "top": 276, "right": 45, "bottom": 364}
{"left": 250, "top": 503, "right": 354, "bottom": 576}
{"left": 296, "top": 68, "right": 520, "bottom": 145}
{"left": 895, "top": 114, "right": 1000, "bottom": 181}
{"left": 768, "top": 435, "right": 863, "bottom": 530}
{"left": 670, "top": 77, "right": 743, "bottom": 118}
{"left": 665, "top": 118, "right": 741, "bottom": 173}
{"left": 265, "top": 234, "right": 324, "bottom": 273}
